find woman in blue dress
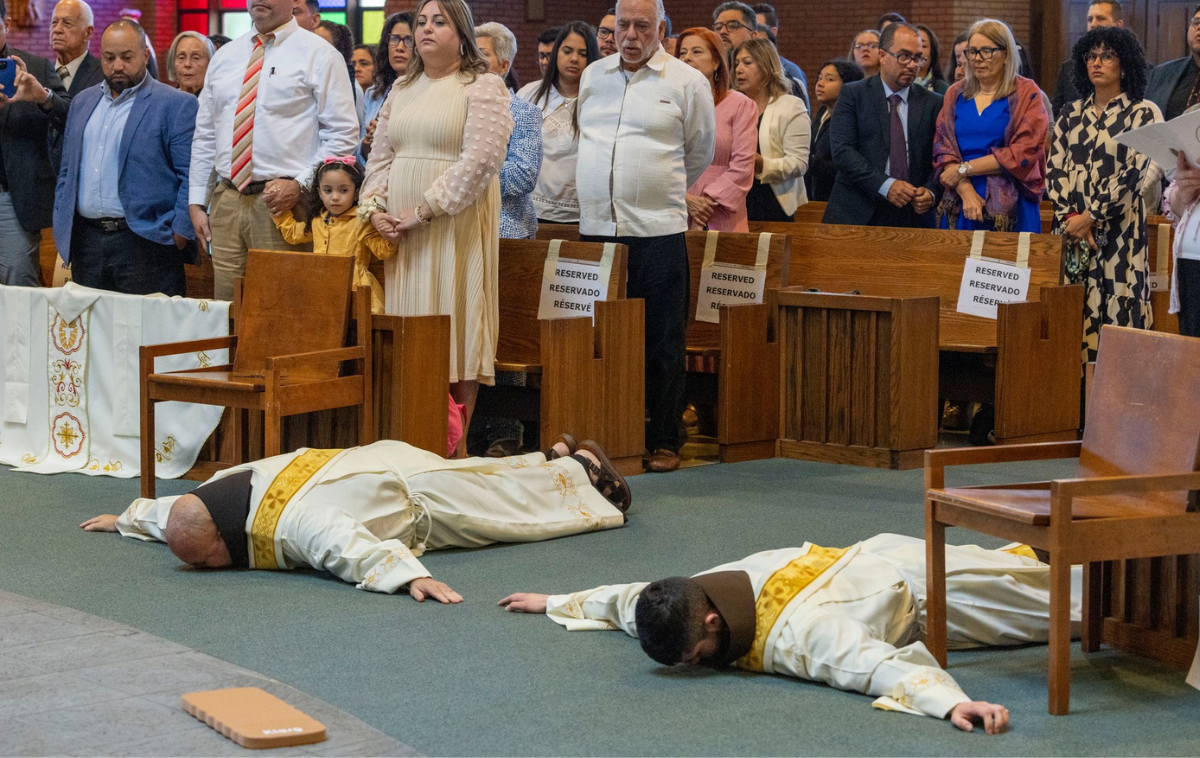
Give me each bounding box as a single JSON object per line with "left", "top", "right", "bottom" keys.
{"left": 933, "top": 19, "right": 1049, "bottom": 233}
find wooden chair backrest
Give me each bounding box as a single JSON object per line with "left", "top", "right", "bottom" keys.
{"left": 685, "top": 231, "right": 791, "bottom": 350}
{"left": 233, "top": 250, "right": 354, "bottom": 381}
{"left": 1079, "top": 326, "right": 1200, "bottom": 513}
{"left": 496, "top": 239, "right": 628, "bottom": 366}
{"left": 748, "top": 221, "right": 1063, "bottom": 350}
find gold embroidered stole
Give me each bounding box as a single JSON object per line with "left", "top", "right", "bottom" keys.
{"left": 736, "top": 545, "right": 849, "bottom": 672}
{"left": 250, "top": 448, "right": 341, "bottom": 569}
{"left": 1002, "top": 544, "right": 1038, "bottom": 561}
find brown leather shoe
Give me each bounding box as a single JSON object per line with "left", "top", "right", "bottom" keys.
{"left": 646, "top": 449, "right": 680, "bottom": 473}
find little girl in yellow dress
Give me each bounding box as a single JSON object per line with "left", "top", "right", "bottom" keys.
{"left": 271, "top": 157, "right": 396, "bottom": 314}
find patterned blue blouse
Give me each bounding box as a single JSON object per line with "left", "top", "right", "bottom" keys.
{"left": 500, "top": 96, "right": 543, "bottom": 239}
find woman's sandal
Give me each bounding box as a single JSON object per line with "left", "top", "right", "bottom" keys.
{"left": 576, "top": 440, "right": 632, "bottom": 514}
{"left": 546, "top": 432, "right": 579, "bottom": 460}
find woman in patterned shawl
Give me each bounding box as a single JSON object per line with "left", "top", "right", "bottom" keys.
{"left": 1047, "top": 26, "right": 1159, "bottom": 361}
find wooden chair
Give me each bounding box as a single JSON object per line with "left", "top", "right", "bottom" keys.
{"left": 139, "top": 250, "right": 373, "bottom": 498}
{"left": 924, "top": 325, "right": 1200, "bottom": 715}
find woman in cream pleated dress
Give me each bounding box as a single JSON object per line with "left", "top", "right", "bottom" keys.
{"left": 361, "top": 0, "right": 513, "bottom": 456}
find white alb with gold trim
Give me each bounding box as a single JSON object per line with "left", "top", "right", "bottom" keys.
{"left": 0, "top": 283, "right": 229, "bottom": 477}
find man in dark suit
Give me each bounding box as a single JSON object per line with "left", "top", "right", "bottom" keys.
{"left": 53, "top": 19, "right": 197, "bottom": 296}
{"left": 50, "top": 0, "right": 101, "bottom": 96}
{"left": 0, "top": 0, "right": 69, "bottom": 286}
{"left": 823, "top": 22, "right": 942, "bottom": 228}
{"left": 1147, "top": 2, "right": 1200, "bottom": 121}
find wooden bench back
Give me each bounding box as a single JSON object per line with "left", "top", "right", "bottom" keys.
{"left": 748, "top": 221, "right": 1064, "bottom": 350}
{"left": 685, "top": 231, "right": 791, "bottom": 350}
{"left": 1081, "top": 326, "right": 1200, "bottom": 512}
{"left": 235, "top": 250, "right": 353, "bottom": 381}
{"left": 793, "top": 202, "right": 827, "bottom": 224}
{"left": 496, "top": 238, "right": 628, "bottom": 366}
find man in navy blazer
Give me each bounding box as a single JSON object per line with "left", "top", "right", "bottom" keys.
{"left": 1146, "top": 3, "right": 1200, "bottom": 121}
{"left": 53, "top": 19, "right": 197, "bottom": 296}
{"left": 823, "top": 22, "right": 942, "bottom": 228}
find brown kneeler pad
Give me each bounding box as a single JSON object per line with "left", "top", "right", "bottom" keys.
{"left": 182, "top": 687, "right": 327, "bottom": 749}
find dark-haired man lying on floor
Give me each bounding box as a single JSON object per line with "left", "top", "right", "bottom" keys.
{"left": 82, "top": 437, "right": 629, "bottom": 602}
{"left": 501, "top": 533, "right": 1083, "bottom": 733}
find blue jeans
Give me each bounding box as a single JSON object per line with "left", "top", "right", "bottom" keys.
{"left": 0, "top": 190, "right": 41, "bottom": 286}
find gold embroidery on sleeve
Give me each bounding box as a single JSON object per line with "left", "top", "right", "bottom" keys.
{"left": 892, "top": 668, "right": 963, "bottom": 709}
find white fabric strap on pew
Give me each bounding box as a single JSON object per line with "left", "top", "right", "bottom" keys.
{"left": 970, "top": 230, "right": 986, "bottom": 259}
{"left": 755, "top": 232, "right": 773, "bottom": 270}
{"left": 111, "top": 295, "right": 143, "bottom": 437}
{"left": 703, "top": 230, "right": 720, "bottom": 268}
{"left": 1015, "top": 232, "right": 1031, "bottom": 268}
{"left": 4, "top": 287, "right": 31, "bottom": 425}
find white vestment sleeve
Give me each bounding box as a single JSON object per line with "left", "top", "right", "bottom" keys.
{"left": 115, "top": 497, "right": 178, "bottom": 542}
{"left": 288, "top": 506, "right": 430, "bottom": 594}
{"left": 778, "top": 611, "right": 971, "bottom": 719}
{"left": 545, "top": 582, "right": 648, "bottom": 635}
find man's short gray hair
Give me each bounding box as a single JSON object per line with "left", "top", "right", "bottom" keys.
{"left": 712, "top": 1, "right": 757, "bottom": 27}
{"left": 474, "top": 22, "right": 517, "bottom": 67}
{"left": 616, "top": 0, "right": 666, "bottom": 23}
{"left": 57, "top": 0, "right": 94, "bottom": 26}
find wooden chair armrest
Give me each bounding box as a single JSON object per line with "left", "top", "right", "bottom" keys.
{"left": 264, "top": 346, "right": 366, "bottom": 372}
{"left": 1052, "top": 471, "right": 1200, "bottom": 500}
{"left": 140, "top": 335, "right": 237, "bottom": 359}
{"left": 925, "top": 441, "right": 1082, "bottom": 490}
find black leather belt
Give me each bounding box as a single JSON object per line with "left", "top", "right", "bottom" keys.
{"left": 220, "top": 177, "right": 270, "bottom": 196}
{"left": 80, "top": 216, "right": 129, "bottom": 232}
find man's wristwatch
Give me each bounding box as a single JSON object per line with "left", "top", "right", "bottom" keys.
{"left": 37, "top": 87, "right": 53, "bottom": 111}
{"left": 957, "top": 161, "right": 972, "bottom": 178}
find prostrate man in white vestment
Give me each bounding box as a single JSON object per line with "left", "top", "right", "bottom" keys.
{"left": 83, "top": 438, "right": 630, "bottom": 602}
{"left": 501, "top": 533, "right": 1084, "bottom": 733}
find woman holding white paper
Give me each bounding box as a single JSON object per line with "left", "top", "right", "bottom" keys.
{"left": 1046, "top": 26, "right": 1159, "bottom": 362}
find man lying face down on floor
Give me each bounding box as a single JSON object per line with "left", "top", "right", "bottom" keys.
{"left": 82, "top": 437, "right": 630, "bottom": 602}
{"left": 502, "top": 533, "right": 1085, "bottom": 733}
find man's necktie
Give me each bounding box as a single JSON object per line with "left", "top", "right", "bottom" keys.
{"left": 231, "top": 33, "right": 272, "bottom": 192}
{"left": 56, "top": 65, "right": 69, "bottom": 85}
{"left": 888, "top": 93, "right": 909, "bottom": 183}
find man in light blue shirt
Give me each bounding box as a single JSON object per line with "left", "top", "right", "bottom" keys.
{"left": 53, "top": 19, "right": 198, "bottom": 296}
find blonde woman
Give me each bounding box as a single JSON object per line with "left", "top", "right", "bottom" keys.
{"left": 732, "top": 38, "right": 810, "bottom": 222}
{"left": 361, "top": 0, "right": 514, "bottom": 455}
{"left": 934, "top": 18, "right": 1048, "bottom": 232}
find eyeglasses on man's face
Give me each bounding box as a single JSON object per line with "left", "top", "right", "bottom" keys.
{"left": 597, "top": 27, "right": 614, "bottom": 39}
{"left": 712, "top": 20, "right": 750, "bottom": 33}
{"left": 966, "top": 45, "right": 1005, "bottom": 60}
{"left": 882, "top": 49, "right": 927, "bottom": 66}
{"left": 1190, "top": 16, "right": 1200, "bottom": 28}
{"left": 387, "top": 34, "right": 415, "bottom": 49}
{"left": 854, "top": 42, "right": 880, "bottom": 52}
{"left": 1085, "top": 50, "right": 1117, "bottom": 64}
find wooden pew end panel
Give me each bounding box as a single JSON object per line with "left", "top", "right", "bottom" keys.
{"left": 718, "top": 301, "right": 780, "bottom": 463}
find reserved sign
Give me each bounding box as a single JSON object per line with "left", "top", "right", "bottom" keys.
{"left": 536, "top": 240, "right": 614, "bottom": 323}
{"left": 956, "top": 257, "right": 1031, "bottom": 319}
{"left": 693, "top": 230, "right": 774, "bottom": 324}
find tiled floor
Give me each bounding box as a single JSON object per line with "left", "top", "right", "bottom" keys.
{"left": 0, "top": 590, "right": 418, "bottom": 757}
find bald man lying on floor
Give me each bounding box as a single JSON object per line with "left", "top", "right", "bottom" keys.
{"left": 83, "top": 437, "right": 629, "bottom": 602}
{"left": 501, "top": 533, "right": 1084, "bottom": 733}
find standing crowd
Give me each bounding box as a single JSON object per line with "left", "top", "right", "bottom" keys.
{"left": 1, "top": 0, "right": 1197, "bottom": 465}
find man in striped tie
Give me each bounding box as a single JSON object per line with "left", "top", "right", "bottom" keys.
{"left": 188, "top": 0, "right": 358, "bottom": 301}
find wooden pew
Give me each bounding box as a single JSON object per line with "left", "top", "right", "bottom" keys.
{"left": 1148, "top": 215, "right": 1178, "bottom": 335}
{"left": 750, "top": 221, "right": 1084, "bottom": 455}
{"left": 792, "top": 202, "right": 827, "bottom": 224}
{"left": 683, "top": 231, "right": 791, "bottom": 461}
{"left": 474, "top": 237, "right": 645, "bottom": 476}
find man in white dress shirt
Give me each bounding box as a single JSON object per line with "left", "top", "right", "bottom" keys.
{"left": 82, "top": 438, "right": 630, "bottom": 602}
{"left": 502, "top": 534, "right": 1085, "bottom": 734}
{"left": 187, "top": 0, "right": 358, "bottom": 301}
{"left": 575, "top": 0, "right": 715, "bottom": 474}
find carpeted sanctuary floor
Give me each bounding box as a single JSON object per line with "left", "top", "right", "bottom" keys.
{"left": 2, "top": 455, "right": 1199, "bottom": 756}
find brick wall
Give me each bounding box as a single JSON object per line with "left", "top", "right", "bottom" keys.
{"left": 6, "top": 0, "right": 176, "bottom": 67}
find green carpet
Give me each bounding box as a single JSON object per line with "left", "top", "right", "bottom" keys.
{"left": 2, "top": 456, "right": 1198, "bottom": 756}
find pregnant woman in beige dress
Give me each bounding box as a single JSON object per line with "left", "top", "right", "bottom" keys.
{"left": 361, "top": 0, "right": 513, "bottom": 456}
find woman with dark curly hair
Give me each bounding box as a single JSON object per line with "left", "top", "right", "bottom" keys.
{"left": 1046, "top": 25, "right": 1160, "bottom": 361}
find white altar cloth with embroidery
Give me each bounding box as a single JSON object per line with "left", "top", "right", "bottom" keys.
{"left": 0, "top": 283, "right": 229, "bottom": 478}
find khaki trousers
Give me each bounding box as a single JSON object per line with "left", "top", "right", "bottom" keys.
{"left": 207, "top": 183, "right": 309, "bottom": 301}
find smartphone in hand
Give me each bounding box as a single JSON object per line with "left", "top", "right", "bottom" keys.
{"left": 0, "top": 59, "right": 17, "bottom": 98}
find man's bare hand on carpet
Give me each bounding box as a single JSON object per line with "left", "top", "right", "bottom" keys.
{"left": 80, "top": 514, "right": 119, "bottom": 532}
{"left": 497, "top": 593, "right": 549, "bottom": 613}
{"left": 408, "top": 577, "right": 462, "bottom": 604}
{"left": 949, "top": 701, "right": 1009, "bottom": 734}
